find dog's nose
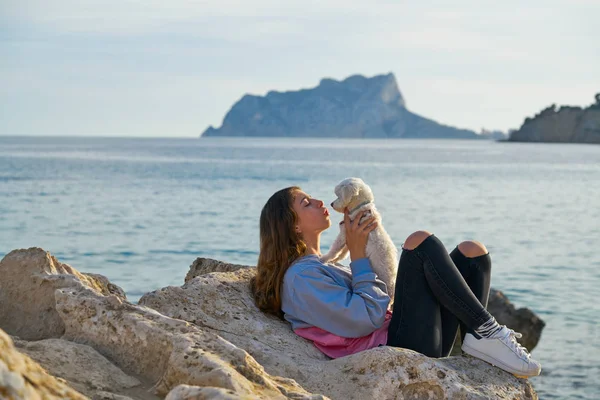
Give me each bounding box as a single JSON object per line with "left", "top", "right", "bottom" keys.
{"left": 330, "top": 202, "right": 334, "bottom": 207}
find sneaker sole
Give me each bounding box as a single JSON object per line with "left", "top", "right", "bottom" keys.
{"left": 462, "top": 342, "right": 538, "bottom": 378}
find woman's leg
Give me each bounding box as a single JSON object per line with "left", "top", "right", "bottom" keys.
{"left": 439, "top": 242, "right": 492, "bottom": 356}
{"left": 387, "top": 231, "right": 541, "bottom": 378}
{"left": 386, "top": 232, "right": 495, "bottom": 357}
{"left": 386, "top": 231, "right": 444, "bottom": 357}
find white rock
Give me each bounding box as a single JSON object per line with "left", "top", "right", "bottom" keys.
{"left": 0, "top": 247, "right": 540, "bottom": 400}
{"left": 0, "top": 247, "right": 126, "bottom": 340}
{"left": 0, "top": 328, "right": 87, "bottom": 400}
{"left": 14, "top": 337, "right": 144, "bottom": 399}
{"left": 55, "top": 288, "right": 326, "bottom": 399}
{"left": 140, "top": 258, "right": 539, "bottom": 400}
{"left": 165, "top": 384, "right": 260, "bottom": 400}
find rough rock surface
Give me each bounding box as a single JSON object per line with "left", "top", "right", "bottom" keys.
{"left": 165, "top": 385, "right": 260, "bottom": 400}
{"left": 185, "top": 258, "right": 250, "bottom": 282}
{"left": 0, "top": 247, "right": 127, "bottom": 340}
{"left": 202, "top": 73, "right": 479, "bottom": 139}
{"left": 13, "top": 337, "right": 149, "bottom": 400}
{"left": 508, "top": 96, "right": 600, "bottom": 143}
{"left": 0, "top": 328, "right": 86, "bottom": 400}
{"left": 0, "top": 248, "right": 325, "bottom": 399}
{"left": 55, "top": 288, "right": 324, "bottom": 399}
{"left": 1, "top": 248, "right": 542, "bottom": 399}
{"left": 139, "top": 258, "right": 539, "bottom": 400}
{"left": 91, "top": 392, "right": 135, "bottom": 400}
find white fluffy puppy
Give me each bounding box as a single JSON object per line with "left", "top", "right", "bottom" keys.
{"left": 320, "top": 177, "right": 398, "bottom": 303}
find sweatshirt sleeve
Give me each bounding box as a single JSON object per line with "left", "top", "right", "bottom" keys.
{"left": 286, "top": 258, "right": 390, "bottom": 338}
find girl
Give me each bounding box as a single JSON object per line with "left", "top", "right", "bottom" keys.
{"left": 250, "top": 186, "right": 541, "bottom": 378}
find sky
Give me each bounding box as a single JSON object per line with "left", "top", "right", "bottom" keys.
{"left": 1, "top": 0, "right": 599, "bottom": 137}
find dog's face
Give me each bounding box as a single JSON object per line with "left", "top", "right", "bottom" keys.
{"left": 330, "top": 177, "right": 374, "bottom": 213}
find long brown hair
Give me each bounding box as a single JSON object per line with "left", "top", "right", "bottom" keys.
{"left": 251, "top": 186, "right": 307, "bottom": 318}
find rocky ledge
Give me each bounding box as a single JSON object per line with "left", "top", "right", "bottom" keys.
{"left": 0, "top": 248, "right": 544, "bottom": 399}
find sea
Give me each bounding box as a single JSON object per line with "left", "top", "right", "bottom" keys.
{"left": 0, "top": 136, "right": 598, "bottom": 399}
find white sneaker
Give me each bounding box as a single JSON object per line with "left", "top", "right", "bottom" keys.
{"left": 461, "top": 326, "right": 542, "bottom": 378}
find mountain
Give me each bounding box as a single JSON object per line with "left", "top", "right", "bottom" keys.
{"left": 507, "top": 94, "right": 600, "bottom": 144}
{"left": 201, "top": 73, "right": 480, "bottom": 139}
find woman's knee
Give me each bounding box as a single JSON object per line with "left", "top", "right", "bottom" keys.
{"left": 457, "top": 240, "right": 488, "bottom": 258}
{"left": 402, "top": 230, "right": 434, "bottom": 250}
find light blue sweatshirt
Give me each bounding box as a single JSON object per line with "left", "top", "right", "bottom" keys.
{"left": 280, "top": 254, "right": 391, "bottom": 338}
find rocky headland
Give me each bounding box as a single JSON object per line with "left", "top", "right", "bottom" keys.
{"left": 507, "top": 94, "right": 600, "bottom": 144}
{"left": 0, "top": 248, "right": 544, "bottom": 399}
{"left": 202, "top": 73, "right": 484, "bottom": 140}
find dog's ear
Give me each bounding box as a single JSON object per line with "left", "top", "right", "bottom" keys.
{"left": 341, "top": 182, "right": 360, "bottom": 204}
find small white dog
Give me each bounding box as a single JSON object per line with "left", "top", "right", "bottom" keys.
{"left": 320, "top": 177, "right": 398, "bottom": 304}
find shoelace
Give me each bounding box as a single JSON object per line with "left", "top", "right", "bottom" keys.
{"left": 498, "top": 326, "right": 531, "bottom": 360}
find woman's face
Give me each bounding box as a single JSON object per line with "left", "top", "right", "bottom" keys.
{"left": 292, "top": 190, "right": 331, "bottom": 235}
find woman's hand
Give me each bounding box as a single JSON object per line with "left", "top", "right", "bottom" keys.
{"left": 344, "top": 208, "right": 378, "bottom": 261}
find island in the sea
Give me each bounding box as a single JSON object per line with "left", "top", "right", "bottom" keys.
{"left": 507, "top": 93, "right": 600, "bottom": 144}
{"left": 202, "top": 73, "right": 498, "bottom": 139}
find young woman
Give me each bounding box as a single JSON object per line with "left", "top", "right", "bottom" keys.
{"left": 251, "top": 186, "right": 541, "bottom": 378}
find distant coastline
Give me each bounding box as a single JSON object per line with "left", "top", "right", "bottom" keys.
{"left": 506, "top": 94, "right": 600, "bottom": 144}
{"left": 201, "top": 73, "right": 501, "bottom": 140}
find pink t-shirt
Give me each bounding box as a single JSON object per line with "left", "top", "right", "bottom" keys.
{"left": 293, "top": 310, "right": 393, "bottom": 358}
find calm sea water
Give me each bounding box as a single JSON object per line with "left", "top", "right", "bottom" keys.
{"left": 1, "top": 136, "right": 598, "bottom": 399}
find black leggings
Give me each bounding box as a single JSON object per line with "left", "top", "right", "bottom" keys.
{"left": 386, "top": 234, "right": 493, "bottom": 357}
